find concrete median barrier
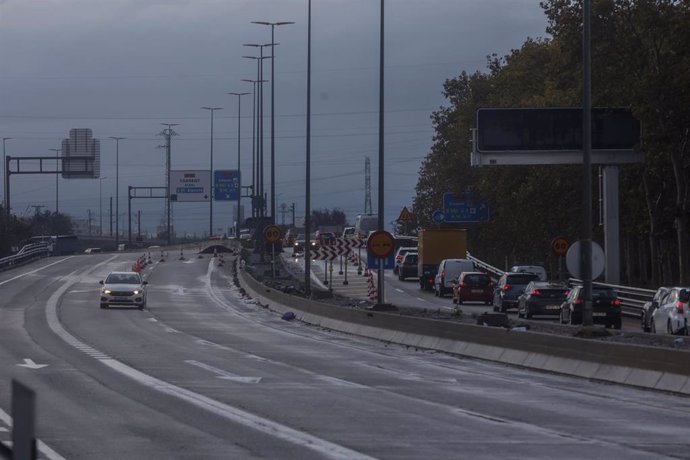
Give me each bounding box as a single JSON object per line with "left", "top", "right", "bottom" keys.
{"left": 236, "top": 264, "right": 690, "bottom": 395}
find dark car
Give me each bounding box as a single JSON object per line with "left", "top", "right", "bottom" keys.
{"left": 517, "top": 281, "right": 568, "bottom": 319}
{"left": 493, "top": 272, "right": 540, "bottom": 313}
{"left": 559, "top": 286, "right": 622, "bottom": 329}
{"left": 641, "top": 287, "right": 672, "bottom": 333}
{"left": 452, "top": 272, "right": 493, "bottom": 305}
{"left": 398, "top": 253, "right": 418, "bottom": 281}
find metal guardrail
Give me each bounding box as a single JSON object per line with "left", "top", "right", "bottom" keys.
{"left": 569, "top": 278, "right": 654, "bottom": 318}
{"left": 0, "top": 244, "right": 50, "bottom": 272}
{"left": 467, "top": 251, "right": 654, "bottom": 318}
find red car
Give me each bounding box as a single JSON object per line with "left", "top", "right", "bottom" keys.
{"left": 452, "top": 272, "right": 494, "bottom": 305}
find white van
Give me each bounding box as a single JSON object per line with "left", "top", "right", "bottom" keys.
{"left": 434, "top": 258, "right": 475, "bottom": 297}
{"left": 510, "top": 265, "right": 547, "bottom": 281}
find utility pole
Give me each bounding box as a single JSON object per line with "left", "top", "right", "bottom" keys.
{"left": 291, "top": 202, "right": 296, "bottom": 228}
{"left": 364, "top": 156, "right": 372, "bottom": 214}
{"left": 2, "top": 137, "right": 11, "bottom": 211}
{"left": 159, "top": 123, "right": 179, "bottom": 245}
{"left": 280, "top": 203, "right": 287, "bottom": 225}
{"left": 109, "top": 197, "right": 113, "bottom": 237}
{"left": 109, "top": 136, "right": 126, "bottom": 249}
{"left": 49, "top": 148, "right": 61, "bottom": 214}
{"left": 87, "top": 209, "right": 92, "bottom": 235}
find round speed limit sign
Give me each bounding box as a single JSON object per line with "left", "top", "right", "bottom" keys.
{"left": 263, "top": 225, "right": 282, "bottom": 243}
{"left": 551, "top": 236, "right": 569, "bottom": 257}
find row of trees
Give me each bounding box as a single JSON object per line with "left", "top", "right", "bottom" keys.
{"left": 413, "top": 0, "right": 690, "bottom": 286}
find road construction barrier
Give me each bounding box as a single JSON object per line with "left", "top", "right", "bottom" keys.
{"left": 366, "top": 270, "right": 377, "bottom": 301}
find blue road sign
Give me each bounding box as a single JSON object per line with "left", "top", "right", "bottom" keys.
{"left": 367, "top": 251, "right": 396, "bottom": 269}
{"left": 214, "top": 170, "right": 240, "bottom": 201}
{"left": 432, "top": 210, "right": 445, "bottom": 224}
{"left": 442, "top": 192, "right": 490, "bottom": 223}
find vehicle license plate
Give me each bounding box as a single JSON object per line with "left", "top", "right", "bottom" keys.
{"left": 593, "top": 312, "right": 606, "bottom": 317}
{"left": 472, "top": 289, "right": 483, "bottom": 294}
{"left": 546, "top": 305, "right": 560, "bottom": 310}
{"left": 114, "top": 297, "right": 129, "bottom": 301}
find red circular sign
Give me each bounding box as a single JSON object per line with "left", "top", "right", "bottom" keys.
{"left": 366, "top": 230, "right": 395, "bottom": 258}
{"left": 263, "top": 225, "right": 282, "bottom": 243}
{"left": 551, "top": 236, "right": 569, "bottom": 257}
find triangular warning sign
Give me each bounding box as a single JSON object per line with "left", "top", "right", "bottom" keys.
{"left": 397, "top": 206, "right": 413, "bottom": 222}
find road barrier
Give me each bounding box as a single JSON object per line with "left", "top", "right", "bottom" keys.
{"left": 0, "top": 244, "right": 50, "bottom": 273}
{"left": 236, "top": 260, "right": 690, "bottom": 395}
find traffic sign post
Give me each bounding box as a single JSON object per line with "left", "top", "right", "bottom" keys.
{"left": 263, "top": 225, "right": 282, "bottom": 279}
{"left": 366, "top": 230, "right": 397, "bottom": 311}
{"left": 551, "top": 236, "right": 569, "bottom": 281}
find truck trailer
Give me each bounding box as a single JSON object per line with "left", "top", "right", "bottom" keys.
{"left": 417, "top": 228, "right": 468, "bottom": 291}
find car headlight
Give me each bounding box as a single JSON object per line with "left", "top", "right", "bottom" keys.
{"left": 133, "top": 289, "right": 141, "bottom": 295}
{"left": 103, "top": 289, "right": 112, "bottom": 295}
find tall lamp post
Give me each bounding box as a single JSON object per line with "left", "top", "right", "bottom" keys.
{"left": 109, "top": 137, "right": 126, "bottom": 249}
{"left": 242, "top": 79, "right": 267, "bottom": 219}
{"left": 228, "top": 92, "right": 250, "bottom": 234}
{"left": 251, "top": 21, "right": 294, "bottom": 223}
{"left": 2, "top": 137, "right": 11, "bottom": 211}
{"left": 304, "top": 0, "right": 312, "bottom": 295}
{"left": 201, "top": 107, "right": 222, "bottom": 238}
{"left": 243, "top": 44, "right": 273, "bottom": 217}
{"left": 99, "top": 176, "right": 108, "bottom": 235}
{"left": 49, "top": 148, "right": 62, "bottom": 214}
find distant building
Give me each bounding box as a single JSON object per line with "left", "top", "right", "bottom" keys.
{"left": 61, "top": 128, "right": 100, "bottom": 178}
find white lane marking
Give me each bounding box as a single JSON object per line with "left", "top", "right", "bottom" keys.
{"left": 186, "top": 360, "right": 262, "bottom": 384}
{"left": 0, "top": 427, "right": 7, "bottom": 432}
{"left": 164, "top": 327, "right": 179, "bottom": 333}
{"left": 416, "top": 297, "right": 428, "bottom": 302}
{"left": 17, "top": 358, "right": 48, "bottom": 369}
{"left": 148, "top": 318, "right": 158, "bottom": 322}
{"left": 45, "top": 267, "right": 375, "bottom": 460}
{"left": 395, "top": 288, "right": 404, "bottom": 293}
{"left": 0, "top": 257, "right": 73, "bottom": 287}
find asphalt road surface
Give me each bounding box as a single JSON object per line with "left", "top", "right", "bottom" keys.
{"left": 0, "top": 253, "right": 688, "bottom": 459}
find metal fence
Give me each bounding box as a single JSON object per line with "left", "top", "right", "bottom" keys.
{"left": 0, "top": 244, "right": 50, "bottom": 272}
{"left": 466, "top": 251, "right": 654, "bottom": 318}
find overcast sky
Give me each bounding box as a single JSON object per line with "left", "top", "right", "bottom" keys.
{"left": 0, "top": 0, "right": 548, "bottom": 237}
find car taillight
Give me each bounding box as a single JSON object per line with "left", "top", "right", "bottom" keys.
{"left": 573, "top": 299, "right": 583, "bottom": 305}
{"left": 428, "top": 278, "right": 434, "bottom": 284}
{"left": 531, "top": 289, "right": 541, "bottom": 296}
{"left": 612, "top": 299, "right": 621, "bottom": 307}
{"left": 677, "top": 301, "right": 685, "bottom": 314}
{"left": 396, "top": 256, "right": 403, "bottom": 262}
{"left": 503, "top": 284, "right": 511, "bottom": 291}
{"left": 460, "top": 282, "right": 465, "bottom": 288}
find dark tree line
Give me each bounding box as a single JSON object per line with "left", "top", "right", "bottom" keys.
{"left": 414, "top": 0, "right": 690, "bottom": 286}
{"left": 0, "top": 208, "right": 73, "bottom": 257}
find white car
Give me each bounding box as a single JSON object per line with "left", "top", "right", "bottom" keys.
{"left": 434, "top": 258, "right": 474, "bottom": 297}
{"left": 650, "top": 287, "right": 689, "bottom": 335}
{"left": 99, "top": 271, "right": 148, "bottom": 310}
{"left": 510, "top": 265, "right": 547, "bottom": 281}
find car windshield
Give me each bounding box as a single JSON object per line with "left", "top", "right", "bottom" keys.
{"left": 507, "top": 274, "right": 539, "bottom": 284}
{"left": 591, "top": 288, "right": 617, "bottom": 300}
{"left": 106, "top": 274, "right": 141, "bottom": 284}
{"left": 464, "top": 274, "right": 490, "bottom": 287}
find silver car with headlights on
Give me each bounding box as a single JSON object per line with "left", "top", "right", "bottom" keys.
{"left": 99, "top": 271, "right": 148, "bottom": 310}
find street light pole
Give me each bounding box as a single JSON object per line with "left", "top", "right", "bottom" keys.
{"left": 252, "top": 21, "right": 294, "bottom": 224}
{"left": 2, "top": 137, "right": 11, "bottom": 211}
{"left": 304, "top": 0, "right": 312, "bottom": 296}
{"left": 244, "top": 44, "right": 274, "bottom": 218}
{"left": 202, "top": 107, "right": 222, "bottom": 238}
{"left": 49, "top": 148, "right": 62, "bottom": 214}
{"left": 99, "top": 176, "right": 108, "bottom": 235}
{"left": 242, "top": 71, "right": 269, "bottom": 219}
{"left": 228, "top": 92, "right": 250, "bottom": 235}
{"left": 109, "top": 137, "right": 126, "bottom": 249}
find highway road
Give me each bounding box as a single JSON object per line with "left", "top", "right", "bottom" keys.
{"left": 0, "top": 253, "right": 689, "bottom": 459}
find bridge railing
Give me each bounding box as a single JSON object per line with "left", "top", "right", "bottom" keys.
{"left": 0, "top": 243, "right": 50, "bottom": 273}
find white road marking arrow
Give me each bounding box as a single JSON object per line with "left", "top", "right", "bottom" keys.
{"left": 185, "top": 360, "right": 261, "bottom": 384}
{"left": 17, "top": 359, "right": 48, "bottom": 369}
